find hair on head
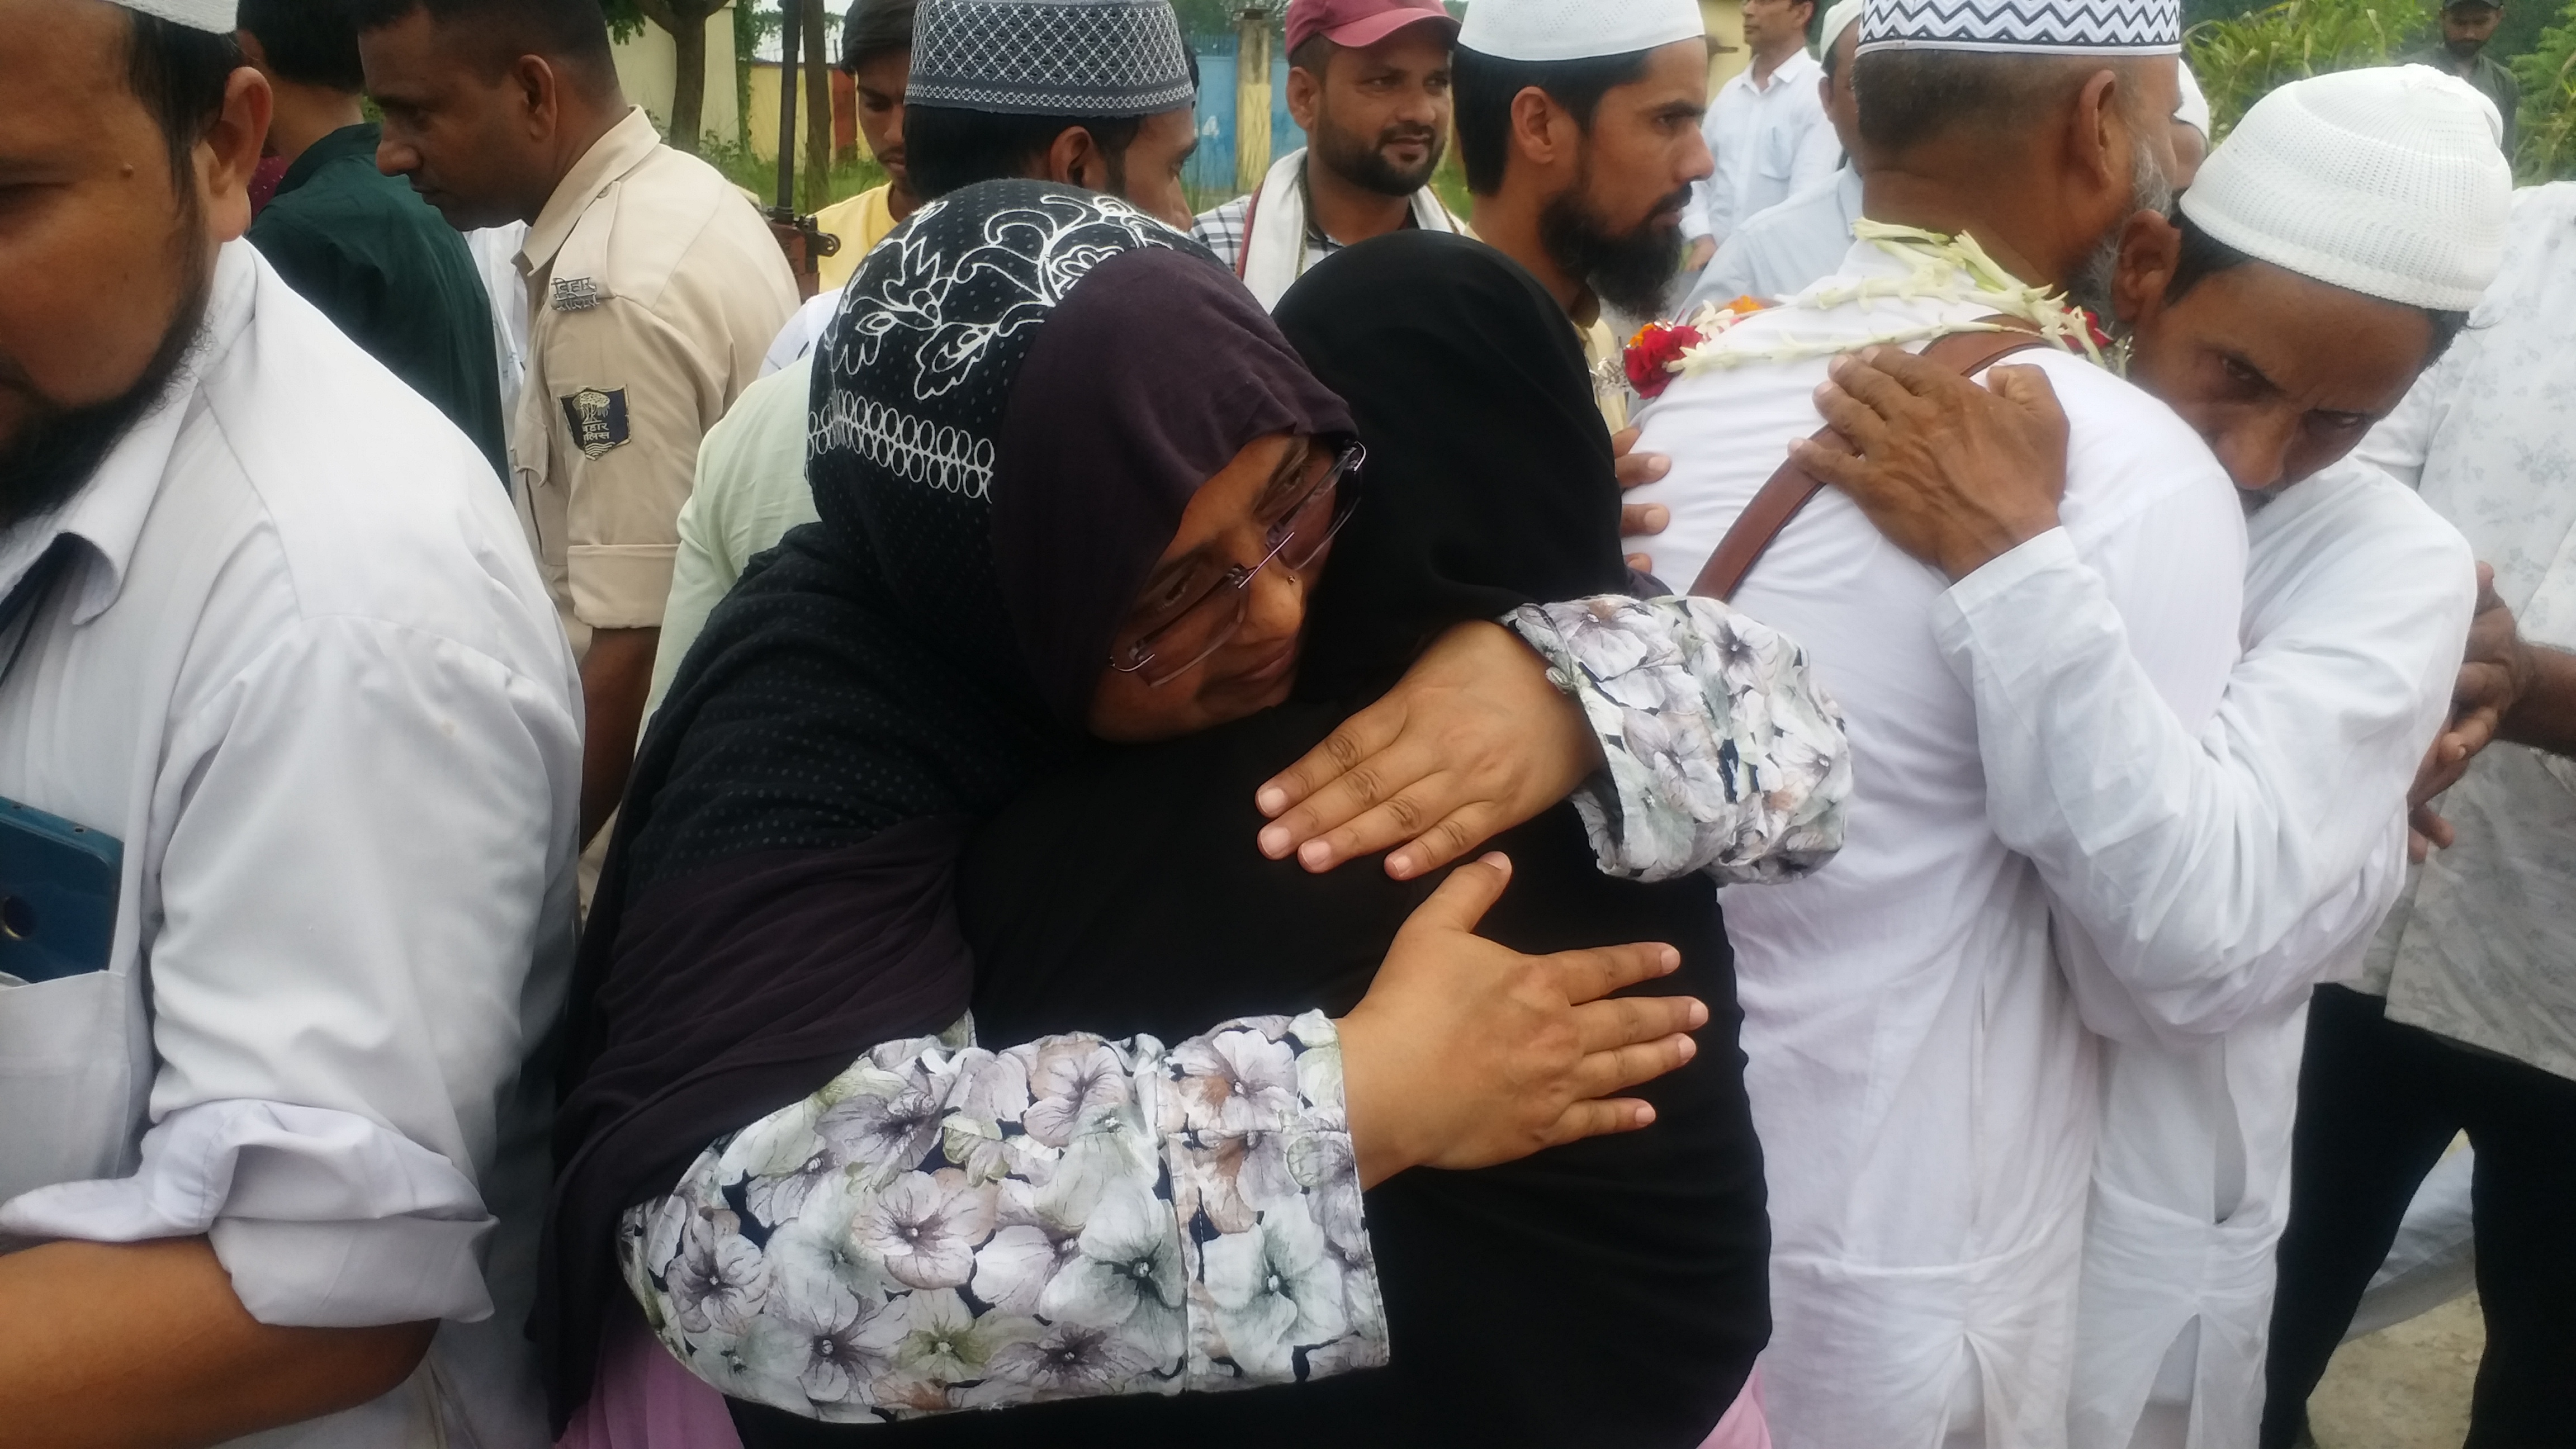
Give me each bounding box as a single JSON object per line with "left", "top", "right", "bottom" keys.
{"left": 122, "top": 10, "right": 242, "bottom": 193}
{"left": 1850, "top": 47, "right": 2089, "bottom": 153}
{"left": 1451, "top": 45, "right": 1653, "bottom": 195}
{"left": 2161, "top": 211, "right": 2469, "bottom": 362}
{"left": 346, "top": 0, "right": 617, "bottom": 78}
{"left": 903, "top": 105, "right": 1149, "bottom": 198}
{"left": 1290, "top": 32, "right": 1336, "bottom": 78}
{"left": 239, "top": 0, "right": 366, "bottom": 92}
{"left": 842, "top": 0, "right": 920, "bottom": 72}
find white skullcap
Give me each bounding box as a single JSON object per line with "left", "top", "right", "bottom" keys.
{"left": 2181, "top": 65, "right": 2513, "bottom": 312}
{"left": 1458, "top": 0, "right": 1705, "bottom": 63}
{"left": 2174, "top": 57, "right": 2210, "bottom": 136}
{"left": 1859, "top": 0, "right": 2180, "bottom": 56}
{"left": 1819, "top": 0, "right": 1865, "bottom": 57}
{"left": 115, "top": 0, "right": 237, "bottom": 29}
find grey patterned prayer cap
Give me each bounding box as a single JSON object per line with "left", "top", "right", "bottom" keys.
{"left": 1858, "top": 0, "right": 2182, "bottom": 56}
{"left": 909, "top": 0, "right": 1197, "bottom": 116}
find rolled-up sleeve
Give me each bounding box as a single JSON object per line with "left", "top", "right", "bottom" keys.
{"left": 0, "top": 615, "right": 579, "bottom": 1325}
{"left": 1507, "top": 594, "right": 1852, "bottom": 885}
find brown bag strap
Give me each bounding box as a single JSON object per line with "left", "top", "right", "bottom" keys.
{"left": 1688, "top": 326, "right": 2061, "bottom": 601}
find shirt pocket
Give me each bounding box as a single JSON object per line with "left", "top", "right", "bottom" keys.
{"left": 1759, "top": 122, "right": 1800, "bottom": 181}
{"left": 0, "top": 968, "right": 143, "bottom": 1208}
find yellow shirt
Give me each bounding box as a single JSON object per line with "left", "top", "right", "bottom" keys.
{"left": 509, "top": 107, "right": 798, "bottom": 655}
{"left": 812, "top": 183, "right": 903, "bottom": 291}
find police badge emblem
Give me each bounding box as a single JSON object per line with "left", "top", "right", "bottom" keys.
{"left": 561, "top": 388, "right": 631, "bottom": 460}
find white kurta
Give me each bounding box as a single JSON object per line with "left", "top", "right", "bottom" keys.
{"left": 1685, "top": 49, "right": 1839, "bottom": 245}
{"left": 1684, "top": 166, "right": 1863, "bottom": 310}
{"left": 1930, "top": 465, "right": 2475, "bottom": 1448}
{"left": 0, "top": 242, "right": 580, "bottom": 1448}
{"left": 1625, "top": 243, "right": 2246, "bottom": 1447}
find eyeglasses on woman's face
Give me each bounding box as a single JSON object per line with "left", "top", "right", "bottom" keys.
{"left": 1108, "top": 440, "right": 1365, "bottom": 688}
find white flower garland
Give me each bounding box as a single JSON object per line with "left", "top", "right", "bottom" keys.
{"left": 1669, "top": 222, "right": 2109, "bottom": 376}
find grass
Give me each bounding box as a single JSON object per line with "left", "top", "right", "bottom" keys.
{"left": 698, "top": 132, "right": 889, "bottom": 212}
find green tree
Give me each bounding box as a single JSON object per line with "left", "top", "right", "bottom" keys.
{"left": 2186, "top": 0, "right": 2427, "bottom": 134}
{"left": 2516, "top": 0, "right": 2576, "bottom": 176}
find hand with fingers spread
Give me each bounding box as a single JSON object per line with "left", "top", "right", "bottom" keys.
{"left": 1336, "top": 853, "right": 1703, "bottom": 1187}
{"left": 1790, "top": 345, "right": 2072, "bottom": 581}
{"left": 1254, "top": 620, "right": 1603, "bottom": 879}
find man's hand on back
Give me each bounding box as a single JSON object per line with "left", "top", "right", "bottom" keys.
{"left": 1792, "top": 346, "right": 2072, "bottom": 581}
{"left": 1613, "top": 425, "right": 1670, "bottom": 573}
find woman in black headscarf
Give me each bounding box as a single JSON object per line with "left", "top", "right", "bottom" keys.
{"left": 546, "top": 186, "right": 1727, "bottom": 1445}
{"left": 943, "top": 231, "right": 1778, "bottom": 1449}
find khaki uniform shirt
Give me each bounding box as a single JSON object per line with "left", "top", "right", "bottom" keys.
{"left": 512, "top": 106, "right": 797, "bottom": 656}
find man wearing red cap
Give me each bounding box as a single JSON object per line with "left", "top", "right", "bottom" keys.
{"left": 1193, "top": 0, "right": 1467, "bottom": 310}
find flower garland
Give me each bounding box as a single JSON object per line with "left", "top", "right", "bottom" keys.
{"left": 1634, "top": 223, "right": 2116, "bottom": 391}
{"left": 1623, "top": 293, "right": 1765, "bottom": 400}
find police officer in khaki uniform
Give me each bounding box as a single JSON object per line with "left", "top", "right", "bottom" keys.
{"left": 361, "top": 0, "right": 797, "bottom": 852}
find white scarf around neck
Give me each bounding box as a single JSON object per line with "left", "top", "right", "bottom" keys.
{"left": 1237, "top": 148, "right": 1462, "bottom": 310}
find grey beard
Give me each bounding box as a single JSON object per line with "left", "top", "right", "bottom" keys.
{"left": 2069, "top": 140, "right": 2177, "bottom": 328}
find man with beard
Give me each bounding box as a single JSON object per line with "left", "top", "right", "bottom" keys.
{"left": 1780, "top": 66, "right": 2507, "bottom": 1448}
{"left": 1448, "top": 0, "right": 1714, "bottom": 433}
{"left": 1194, "top": 0, "right": 1466, "bottom": 310}
{"left": 1618, "top": 0, "right": 2244, "bottom": 1441}
{"left": 0, "top": 2, "right": 579, "bottom": 1446}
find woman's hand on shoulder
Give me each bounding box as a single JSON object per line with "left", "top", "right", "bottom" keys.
{"left": 1336, "top": 854, "right": 1704, "bottom": 1187}
{"left": 1254, "top": 621, "right": 1604, "bottom": 879}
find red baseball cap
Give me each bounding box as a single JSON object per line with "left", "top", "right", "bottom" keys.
{"left": 1286, "top": 0, "right": 1460, "bottom": 55}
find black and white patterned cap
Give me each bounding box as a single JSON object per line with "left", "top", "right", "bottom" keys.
{"left": 1858, "top": 0, "right": 2181, "bottom": 56}
{"left": 909, "top": 0, "right": 1196, "bottom": 116}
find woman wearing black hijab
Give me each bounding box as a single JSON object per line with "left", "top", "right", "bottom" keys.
{"left": 941, "top": 231, "right": 1792, "bottom": 1448}
{"left": 548, "top": 186, "right": 1738, "bottom": 1443}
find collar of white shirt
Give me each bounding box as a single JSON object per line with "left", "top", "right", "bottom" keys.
{"left": 0, "top": 244, "right": 258, "bottom": 624}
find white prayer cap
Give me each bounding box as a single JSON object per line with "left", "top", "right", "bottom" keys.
{"left": 113, "top": 0, "right": 238, "bottom": 30}
{"left": 2174, "top": 57, "right": 2210, "bottom": 136}
{"left": 1457, "top": 0, "right": 1705, "bottom": 63}
{"left": 1858, "top": 0, "right": 2180, "bottom": 57}
{"left": 1819, "top": 0, "right": 1866, "bottom": 58}
{"left": 2180, "top": 65, "right": 2513, "bottom": 312}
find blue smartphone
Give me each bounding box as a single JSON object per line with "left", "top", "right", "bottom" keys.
{"left": 0, "top": 798, "right": 121, "bottom": 986}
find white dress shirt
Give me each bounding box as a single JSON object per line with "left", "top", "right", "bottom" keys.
{"left": 1684, "top": 166, "right": 1862, "bottom": 310}
{"left": 1685, "top": 49, "right": 1839, "bottom": 245}
{"left": 1930, "top": 463, "right": 2474, "bottom": 1448}
{"left": 2348, "top": 183, "right": 2576, "bottom": 1085}
{"left": 1625, "top": 239, "right": 2247, "bottom": 1447}
{"left": 0, "top": 242, "right": 580, "bottom": 1449}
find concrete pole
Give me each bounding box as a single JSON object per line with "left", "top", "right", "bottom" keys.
{"left": 1234, "top": 7, "right": 1274, "bottom": 196}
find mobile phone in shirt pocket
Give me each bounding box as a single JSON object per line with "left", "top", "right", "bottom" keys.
{"left": 0, "top": 797, "right": 121, "bottom": 987}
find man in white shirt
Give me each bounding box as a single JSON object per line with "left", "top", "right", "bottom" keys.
{"left": 1684, "top": 0, "right": 1860, "bottom": 307}
{"left": 2261, "top": 177, "right": 2576, "bottom": 1449}
{"left": 1621, "top": 0, "right": 2228, "bottom": 1441}
{"left": 1679, "top": 0, "right": 1835, "bottom": 265}
{"left": 0, "top": 3, "right": 580, "bottom": 1446}
{"left": 1784, "top": 66, "right": 2509, "bottom": 1449}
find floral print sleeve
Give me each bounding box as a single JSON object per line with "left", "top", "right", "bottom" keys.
{"left": 1507, "top": 594, "right": 1852, "bottom": 885}
{"left": 621, "top": 1010, "right": 1382, "bottom": 1424}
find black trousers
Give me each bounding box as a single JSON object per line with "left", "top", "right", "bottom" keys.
{"left": 2261, "top": 984, "right": 2576, "bottom": 1448}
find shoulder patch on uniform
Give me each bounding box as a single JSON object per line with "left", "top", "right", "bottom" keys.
{"left": 551, "top": 276, "right": 604, "bottom": 312}
{"left": 561, "top": 388, "right": 631, "bottom": 460}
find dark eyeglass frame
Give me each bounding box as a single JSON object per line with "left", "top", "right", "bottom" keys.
{"left": 1107, "top": 441, "right": 1366, "bottom": 686}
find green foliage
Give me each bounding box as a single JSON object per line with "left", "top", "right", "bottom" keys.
{"left": 2516, "top": 0, "right": 2576, "bottom": 176}
{"left": 703, "top": 132, "right": 889, "bottom": 210}
{"left": 2186, "top": 0, "right": 2428, "bottom": 136}
{"left": 601, "top": 0, "right": 650, "bottom": 42}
